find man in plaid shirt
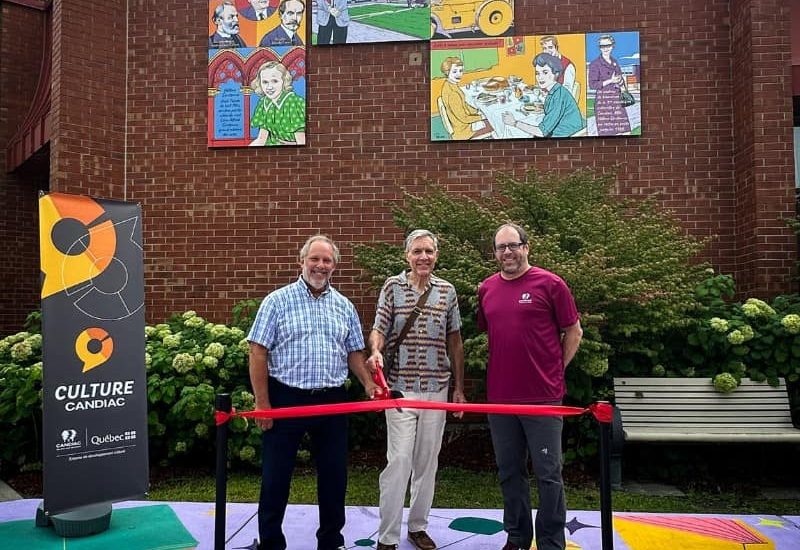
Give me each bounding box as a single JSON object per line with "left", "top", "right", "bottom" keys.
{"left": 248, "top": 234, "right": 379, "bottom": 550}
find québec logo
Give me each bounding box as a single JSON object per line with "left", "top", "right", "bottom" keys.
{"left": 519, "top": 292, "right": 532, "bottom": 304}
{"left": 55, "top": 428, "right": 82, "bottom": 451}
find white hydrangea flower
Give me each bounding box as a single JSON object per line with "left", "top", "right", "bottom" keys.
{"left": 709, "top": 317, "right": 729, "bottom": 332}
{"left": 726, "top": 330, "right": 745, "bottom": 345}
{"left": 184, "top": 316, "right": 205, "bottom": 328}
{"left": 162, "top": 334, "right": 182, "bottom": 348}
{"left": 172, "top": 353, "right": 195, "bottom": 374}
{"left": 10, "top": 341, "right": 33, "bottom": 362}
{"left": 781, "top": 314, "right": 800, "bottom": 334}
{"left": 204, "top": 342, "right": 225, "bottom": 359}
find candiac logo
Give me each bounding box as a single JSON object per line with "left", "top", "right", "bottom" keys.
{"left": 519, "top": 292, "right": 532, "bottom": 304}
{"left": 55, "top": 427, "right": 82, "bottom": 452}
{"left": 75, "top": 328, "right": 114, "bottom": 373}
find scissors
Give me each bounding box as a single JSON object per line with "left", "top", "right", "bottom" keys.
{"left": 372, "top": 364, "right": 404, "bottom": 410}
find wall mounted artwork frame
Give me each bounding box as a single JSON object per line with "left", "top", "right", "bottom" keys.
{"left": 311, "top": 0, "right": 514, "bottom": 45}
{"left": 208, "top": 0, "right": 307, "bottom": 147}
{"left": 430, "top": 32, "right": 640, "bottom": 141}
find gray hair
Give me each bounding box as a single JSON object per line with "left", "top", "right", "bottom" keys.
{"left": 404, "top": 229, "right": 439, "bottom": 253}
{"left": 212, "top": 1, "right": 236, "bottom": 23}
{"left": 299, "top": 234, "right": 340, "bottom": 264}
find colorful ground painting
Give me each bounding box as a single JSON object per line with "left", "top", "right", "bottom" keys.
{"left": 2, "top": 500, "right": 799, "bottom": 549}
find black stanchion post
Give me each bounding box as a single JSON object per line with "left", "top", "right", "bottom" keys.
{"left": 598, "top": 402, "right": 614, "bottom": 550}
{"left": 215, "top": 393, "right": 232, "bottom": 550}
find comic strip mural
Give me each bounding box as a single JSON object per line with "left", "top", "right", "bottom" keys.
{"left": 311, "top": 0, "right": 514, "bottom": 45}
{"left": 430, "top": 32, "right": 640, "bottom": 141}
{"left": 208, "top": 0, "right": 307, "bottom": 147}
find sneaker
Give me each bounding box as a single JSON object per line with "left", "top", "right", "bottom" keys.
{"left": 408, "top": 530, "right": 437, "bottom": 550}
{"left": 376, "top": 543, "right": 398, "bottom": 550}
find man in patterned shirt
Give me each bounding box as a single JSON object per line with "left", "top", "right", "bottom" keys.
{"left": 366, "top": 229, "right": 467, "bottom": 550}
{"left": 248, "top": 234, "right": 379, "bottom": 550}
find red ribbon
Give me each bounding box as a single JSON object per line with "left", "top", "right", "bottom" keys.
{"left": 215, "top": 399, "right": 613, "bottom": 425}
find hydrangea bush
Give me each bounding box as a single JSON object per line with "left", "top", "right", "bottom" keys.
{"left": 146, "top": 310, "right": 262, "bottom": 466}
{"left": 653, "top": 277, "right": 800, "bottom": 391}
{"left": 0, "top": 313, "right": 44, "bottom": 468}
{"left": 0, "top": 310, "right": 264, "bottom": 473}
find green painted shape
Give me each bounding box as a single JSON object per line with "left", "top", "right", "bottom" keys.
{"left": 448, "top": 516, "right": 504, "bottom": 535}
{"left": 354, "top": 538, "right": 376, "bottom": 546}
{"left": 0, "top": 504, "right": 196, "bottom": 549}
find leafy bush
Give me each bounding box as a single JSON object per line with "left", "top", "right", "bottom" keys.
{"left": 355, "top": 170, "right": 710, "bottom": 401}
{"left": 0, "top": 312, "right": 44, "bottom": 469}
{"left": 353, "top": 170, "right": 718, "bottom": 463}
{"left": 145, "top": 311, "right": 262, "bottom": 467}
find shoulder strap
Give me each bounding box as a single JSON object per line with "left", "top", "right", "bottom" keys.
{"left": 393, "top": 285, "right": 433, "bottom": 350}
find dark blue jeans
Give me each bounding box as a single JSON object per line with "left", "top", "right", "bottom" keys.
{"left": 258, "top": 378, "right": 349, "bottom": 550}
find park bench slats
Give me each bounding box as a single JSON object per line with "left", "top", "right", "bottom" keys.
{"left": 609, "top": 376, "right": 800, "bottom": 486}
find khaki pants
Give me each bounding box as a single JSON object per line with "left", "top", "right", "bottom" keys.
{"left": 378, "top": 387, "right": 448, "bottom": 545}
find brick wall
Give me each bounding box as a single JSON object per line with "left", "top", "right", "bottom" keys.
{"left": 731, "top": 0, "right": 796, "bottom": 296}
{"left": 18, "top": 0, "right": 798, "bottom": 327}
{"left": 50, "top": 0, "right": 127, "bottom": 198}
{"left": 0, "top": 3, "right": 47, "bottom": 334}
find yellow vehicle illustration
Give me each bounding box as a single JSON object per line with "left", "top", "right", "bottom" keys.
{"left": 431, "top": 0, "right": 514, "bottom": 38}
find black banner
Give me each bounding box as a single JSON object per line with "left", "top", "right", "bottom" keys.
{"left": 39, "top": 193, "right": 148, "bottom": 515}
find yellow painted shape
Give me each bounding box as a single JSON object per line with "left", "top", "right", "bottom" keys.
{"left": 614, "top": 516, "right": 774, "bottom": 550}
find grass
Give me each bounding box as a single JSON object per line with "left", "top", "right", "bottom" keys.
{"left": 348, "top": 4, "right": 430, "bottom": 39}
{"left": 148, "top": 466, "right": 800, "bottom": 516}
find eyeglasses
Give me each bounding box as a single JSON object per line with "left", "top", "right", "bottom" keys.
{"left": 599, "top": 43, "right": 613, "bottom": 49}
{"left": 495, "top": 242, "right": 524, "bottom": 252}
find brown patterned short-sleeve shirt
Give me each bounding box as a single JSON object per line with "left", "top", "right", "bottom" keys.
{"left": 372, "top": 271, "right": 461, "bottom": 393}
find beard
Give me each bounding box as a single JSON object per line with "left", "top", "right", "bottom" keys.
{"left": 303, "top": 269, "right": 330, "bottom": 290}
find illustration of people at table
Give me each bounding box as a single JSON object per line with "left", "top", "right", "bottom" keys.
{"left": 587, "top": 34, "right": 631, "bottom": 136}
{"left": 501, "top": 53, "right": 584, "bottom": 138}
{"left": 249, "top": 61, "right": 306, "bottom": 146}
{"left": 438, "top": 57, "right": 493, "bottom": 140}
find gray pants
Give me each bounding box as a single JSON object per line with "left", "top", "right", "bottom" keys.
{"left": 488, "top": 411, "right": 566, "bottom": 550}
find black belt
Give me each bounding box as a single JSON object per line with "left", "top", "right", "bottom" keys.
{"left": 272, "top": 378, "right": 343, "bottom": 395}
{"left": 301, "top": 386, "right": 340, "bottom": 395}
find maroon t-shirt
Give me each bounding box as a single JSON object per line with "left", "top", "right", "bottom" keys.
{"left": 477, "top": 267, "right": 579, "bottom": 404}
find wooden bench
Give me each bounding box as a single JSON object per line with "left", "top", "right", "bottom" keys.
{"left": 610, "top": 377, "right": 800, "bottom": 487}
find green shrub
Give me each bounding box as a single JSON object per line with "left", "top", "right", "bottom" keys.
{"left": 0, "top": 312, "right": 45, "bottom": 469}
{"left": 354, "top": 169, "right": 716, "bottom": 462}
{"left": 355, "top": 169, "right": 710, "bottom": 395}
{"left": 145, "top": 310, "right": 262, "bottom": 467}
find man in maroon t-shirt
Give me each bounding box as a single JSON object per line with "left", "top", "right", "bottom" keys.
{"left": 477, "top": 223, "right": 582, "bottom": 550}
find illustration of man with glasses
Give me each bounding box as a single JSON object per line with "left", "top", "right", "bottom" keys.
{"left": 477, "top": 223, "right": 583, "bottom": 550}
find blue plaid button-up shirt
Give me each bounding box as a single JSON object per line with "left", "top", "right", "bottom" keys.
{"left": 247, "top": 277, "right": 366, "bottom": 389}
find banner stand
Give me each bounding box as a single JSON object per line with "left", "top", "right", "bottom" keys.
{"left": 35, "top": 501, "right": 112, "bottom": 537}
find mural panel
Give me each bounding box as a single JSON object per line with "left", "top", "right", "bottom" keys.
{"left": 430, "top": 32, "right": 640, "bottom": 141}
{"left": 208, "top": 0, "right": 307, "bottom": 147}
{"left": 311, "top": 0, "right": 514, "bottom": 45}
